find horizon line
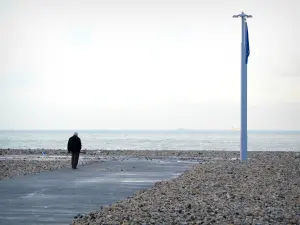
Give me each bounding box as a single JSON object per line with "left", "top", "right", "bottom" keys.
{"left": 0, "top": 129, "right": 299, "bottom": 132}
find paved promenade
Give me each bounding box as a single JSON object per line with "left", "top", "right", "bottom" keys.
{"left": 0, "top": 158, "right": 195, "bottom": 225}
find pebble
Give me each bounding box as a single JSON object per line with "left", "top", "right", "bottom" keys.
{"left": 1, "top": 149, "right": 299, "bottom": 224}
{"left": 0, "top": 154, "right": 101, "bottom": 180}
{"left": 72, "top": 152, "right": 300, "bottom": 225}
{"left": 0, "top": 148, "right": 242, "bottom": 160}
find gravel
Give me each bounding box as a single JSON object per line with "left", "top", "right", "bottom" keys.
{"left": 1, "top": 148, "right": 243, "bottom": 160}
{"left": 72, "top": 152, "right": 300, "bottom": 225}
{"left": 0, "top": 148, "right": 223, "bottom": 181}
{"left": 1, "top": 149, "right": 299, "bottom": 224}
{"left": 0, "top": 149, "right": 247, "bottom": 181}
{"left": 0, "top": 152, "right": 101, "bottom": 180}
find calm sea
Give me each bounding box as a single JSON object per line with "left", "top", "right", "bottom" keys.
{"left": 0, "top": 130, "right": 299, "bottom": 151}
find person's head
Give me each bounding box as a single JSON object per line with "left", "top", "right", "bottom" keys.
{"left": 74, "top": 132, "right": 78, "bottom": 136}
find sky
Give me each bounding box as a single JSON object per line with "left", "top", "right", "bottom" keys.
{"left": 0, "top": 0, "right": 299, "bottom": 130}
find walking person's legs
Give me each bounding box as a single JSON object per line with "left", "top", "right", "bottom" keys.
{"left": 74, "top": 151, "right": 80, "bottom": 169}
{"left": 71, "top": 151, "right": 76, "bottom": 169}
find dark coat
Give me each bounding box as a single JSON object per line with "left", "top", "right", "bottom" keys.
{"left": 67, "top": 135, "right": 82, "bottom": 152}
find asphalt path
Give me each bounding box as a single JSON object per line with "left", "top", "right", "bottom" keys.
{"left": 0, "top": 158, "right": 196, "bottom": 225}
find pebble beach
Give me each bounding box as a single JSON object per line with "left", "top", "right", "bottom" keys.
{"left": 0, "top": 148, "right": 212, "bottom": 180}
{"left": 0, "top": 149, "right": 102, "bottom": 180}
{"left": 72, "top": 151, "right": 300, "bottom": 225}
{"left": 1, "top": 149, "right": 299, "bottom": 224}
{"left": 0, "top": 148, "right": 238, "bottom": 181}
{"left": 0, "top": 148, "right": 244, "bottom": 181}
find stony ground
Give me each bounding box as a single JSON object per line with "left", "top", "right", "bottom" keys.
{"left": 0, "top": 149, "right": 225, "bottom": 181}
{"left": 1, "top": 149, "right": 300, "bottom": 224}
{"left": 0, "top": 149, "right": 245, "bottom": 181}
{"left": 0, "top": 149, "right": 240, "bottom": 182}
{"left": 1, "top": 148, "right": 242, "bottom": 159}
{"left": 73, "top": 152, "right": 300, "bottom": 225}
{"left": 0, "top": 153, "right": 101, "bottom": 180}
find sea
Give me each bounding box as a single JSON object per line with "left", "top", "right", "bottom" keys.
{"left": 0, "top": 130, "right": 299, "bottom": 152}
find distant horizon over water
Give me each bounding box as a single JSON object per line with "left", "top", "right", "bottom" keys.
{"left": 1, "top": 129, "right": 300, "bottom": 132}
{"left": 0, "top": 130, "right": 299, "bottom": 151}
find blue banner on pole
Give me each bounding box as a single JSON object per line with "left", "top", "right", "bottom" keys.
{"left": 245, "top": 22, "right": 250, "bottom": 64}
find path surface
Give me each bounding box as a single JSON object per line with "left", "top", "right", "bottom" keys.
{"left": 0, "top": 158, "right": 196, "bottom": 225}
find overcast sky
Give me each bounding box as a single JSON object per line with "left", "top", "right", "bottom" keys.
{"left": 0, "top": 0, "right": 299, "bottom": 130}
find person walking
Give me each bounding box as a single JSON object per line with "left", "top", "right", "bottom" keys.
{"left": 67, "top": 132, "right": 82, "bottom": 169}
